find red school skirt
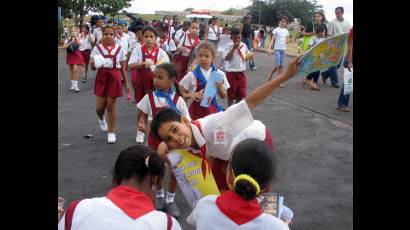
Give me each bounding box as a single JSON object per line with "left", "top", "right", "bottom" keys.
{"left": 212, "top": 128, "right": 275, "bottom": 192}
{"left": 134, "top": 67, "right": 154, "bottom": 103}
{"left": 94, "top": 68, "right": 123, "bottom": 98}
{"left": 226, "top": 71, "right": 247, "bottom": 101}
{"left": 173, "top": 54, "right": 190, "bottom": 83}
{"left": 66, "top": 49, "right": 84, "bottom": 65}
{"left": 80, "top": 49, "right": 91, "bottom": 65}
{"left": 130, "top": 69, "right": 139, "bottom": 102}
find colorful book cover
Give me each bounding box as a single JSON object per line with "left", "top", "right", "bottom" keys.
{"left": 257, "top": 192, "right": 282, "bottom": 217}
{"left": 200, "top": 72, "right": 224, "bottom": 108}
{"left": 298, "top": 33, "right": 349, "bottom": 75}
{"left": 169, "top": 149, "right": 220, "bottom": 209}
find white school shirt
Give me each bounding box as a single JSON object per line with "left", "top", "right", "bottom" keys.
{"left": 176, "top": 33, "right": 199, "bottom": 57}
{"left": 223, "top": 42, "right": 248, "bottom": 72}
{"left": 115, "top": 33, "right": 130, "bottom": 54}
{"left": 272, "top": 27, "right": 289, "bottom": 50}
{"left": 90, "top": 44, "right": 126, "bottom": 69}
{"left": 128, "top": 39, "right": 142, "bottom": 54}
{"left": 156, "top": 37, "right": 177, "bottom": 53}
{"left": 174, "top": 29, "right": 186, "bottom": 44}
{"left": 137, "top": 91, "right": 191, "bottom": 121}
{"left": 179, "top": 67, "right": 230, "bottom": 93}
{"left": 128, "top": 46, "right": 170, "bottom": 65}
{"left": 186, "top": 195, "right": 289, "bottom": 230}
{"left": 127, "top": 31, "right": 136, "bottom": 40}
{"left": 92, "top": 27, "right": 103, "bottom": 43}
{"left": 192, "top": 100, "right": 267, "bottom": 161}
{"left": 327, "top": 18, "right": 351, "bottom": 36}
{"left": 57, "top": 197, "right": 182, "bottom": 230}
{"left": 207, "top": 25, "right": 221, "bottom": 41}
{"left": 79, "top": 33, "right": 93, "bottom": 51}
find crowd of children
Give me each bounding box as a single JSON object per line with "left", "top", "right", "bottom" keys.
{"left": 60, "top": 8, "right": 351, "bottom": 228}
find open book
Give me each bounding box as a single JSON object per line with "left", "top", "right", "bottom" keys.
{"left": 298, "top": 33, "right": 349, "bottom": 75}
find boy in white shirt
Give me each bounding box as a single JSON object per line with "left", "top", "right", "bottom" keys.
{"left": 223, "top": 28, "right": 249, "bottom": 106}
{"left": 268, "top": 16, "right": 290, "bottom": 87}
{"left": 115, "top": 25, "right": 130, "bottom": 54}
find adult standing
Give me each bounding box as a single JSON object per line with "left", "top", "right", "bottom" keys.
{"left": 240, "top": 15, "right": 258, "bottom": 71}
{"left": 321, "top": 6, "right": 351, "bottom": 88}
{"left": 204, "top": 16, "right": 221, "bottom": 47}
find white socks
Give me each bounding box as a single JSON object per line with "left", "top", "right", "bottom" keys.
{"left": 165, "top": 191, "right": 175, "bottom": 203}
{"left": 71, "top": 80, "right": 78, "bottom": 87}
{"left": 157, "top": 188, "right": 165, "bottom": 198}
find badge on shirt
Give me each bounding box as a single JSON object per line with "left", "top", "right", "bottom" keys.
{"left": 214, "top": 126, "right": 227, "bottom": 145}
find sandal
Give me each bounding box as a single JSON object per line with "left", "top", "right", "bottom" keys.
{"left": 337, "top": 107, "right": 350, "bottom": 112}
{"left": 309, "top": 81, "right": 320, "bottom": 91}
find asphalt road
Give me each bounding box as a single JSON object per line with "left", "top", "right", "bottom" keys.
{"left": 58, "top": 49, "right": 352, "bottom": 230}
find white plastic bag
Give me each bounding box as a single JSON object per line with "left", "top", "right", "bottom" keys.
{"left": 343, "top": 68, "right": 353, "bottom": 95}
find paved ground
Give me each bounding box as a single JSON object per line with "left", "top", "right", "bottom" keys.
{"left": 58, "top": 49, "right": 352, "bottom": 230}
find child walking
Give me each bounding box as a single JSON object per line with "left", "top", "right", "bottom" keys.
{"left": 268, "top": 16, "right": 290, "bottom": 87}
{"left": 79, "top": 24, "right": 95, "bottom": 83}
{"left": 223, "top": 28, "right": 249, "bottom": 106}
{"left": 128, "top": 26, "right": 170, "bottom": 104}
{"left": 63, "top": 25, "right": 84, "bottom": 92}
{"left": 178, "top": 41, "right": 230, "bottom": 120}
{"left": 136, "top": 64, "right": 190, "bottom": 218}
{"left": 90, "top": 25, "right": 130, "bottom": 144}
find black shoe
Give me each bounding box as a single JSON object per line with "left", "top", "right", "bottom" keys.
{"left": 332, "top": 83, "right": 340, "bottom": 88}
{"left": 155, "top": 197, "right": 165, "bottom": 211}
{"left": 164, "top": 202, "right": 181, "bottom": 219}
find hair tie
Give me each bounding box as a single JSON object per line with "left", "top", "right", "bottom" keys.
{"left": 145, "top": 156, "right": 150, "bottom": 168}
{"left": 234, "top": 174, "right": 261, "bottom": 195}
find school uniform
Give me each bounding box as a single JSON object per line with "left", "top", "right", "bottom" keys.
{"left": 90, "top": 43, "right": 126, "bottom": 98}
{"left": 79, "top": 33, "right": 93, "bottom": 65}
{"left": 173, "top": 28, "right": 186, "bottom": 46}
{"left": 137, "top": 90, "right": 190, "bottom": 150}
{"left": 173, "top": 32, "right": 199, "bottom": 82}
{"left": 156, "top": 35, "right": 177, "bottom": 54}
{"left": 66, "top": 35, "right": 84, "bottom": 65}
{"left": 128, "top": 39, "right": 143, "bottom": 102}
{"left": 58, "top": 185, "right": 182, "bottom": 230}
{"left": 179, "top": 65, "right": 230, "bottom": 120}
{"left": 186, "top": 192, "right": 289, "bottom": 230}
{"left": 115, "top": 33, "right": 130, "bottom": 54}
{"left": 223, "top": 42, "right": 248, "bottom": 101}
{"left": 188, "top": 100, "right": 274, "bottom": 191}
{"left": 92, "top": 27, "right": 103, "bottom": 44}
{"left": 128, "top": 45, "right": 170, "bottom": 103}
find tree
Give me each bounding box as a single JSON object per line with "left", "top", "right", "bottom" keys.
{"left": 184, "top": 8, "right": 194, "bottom": 12}
{"left": 222, "top": 8, "right": 242, "bottom": 15}
{"left": 92, "top": 0, "right": 132, "bottom": 16}
{"left": 248, "top": 0, "right": 323, "bottom": 27}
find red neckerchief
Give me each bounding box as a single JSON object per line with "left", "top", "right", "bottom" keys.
{"left": 215, "top": 191, "right": 262, "bottom": 225}
{"left": 236, "top": 44, "right": 245, "bottom": 62}
{"left": 186, "top": 33, "right": 199, "bottom": 48}
{"left": 142, "top": 44, "right": 159, "bottom": 63}
{"left": 106, "top": 185, "right": 155, "bottom": 219}
{"left": 190, "top": 120, "right": 211, "bottom": 179}
{"left": 102, "top": 43, "right": 116, "bottom": 55}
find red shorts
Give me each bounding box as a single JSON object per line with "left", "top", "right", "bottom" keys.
{"left": 80, "top": 49, "right": 91, "bottom": 65}
{"left": 66, "top": 50, "right": 84, "bottom": 65}
{"left": 226, "top": 72, "right": 247, "bottom": 101}
{"left": 94, "top": 68, "right": 123, "bottom": 98}
{"left": 211, "top": 127, "right": 275, "bottom": 192}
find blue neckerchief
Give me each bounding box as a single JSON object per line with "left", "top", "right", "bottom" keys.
{"left": 192, "top": 64, "right": 224, "bottom": 112}
{"left": 154, "top": 89, "right": 181, "bottom": 114}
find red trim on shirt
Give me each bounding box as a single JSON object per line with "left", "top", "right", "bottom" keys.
{"left": 106, "top": 185, "right": 155, "bottom": 219}
{"left": 190, "top": 120, "right": 211, "bottom": 179}
{"left": 215, "top": 191, "right": 262, "bottom": 225}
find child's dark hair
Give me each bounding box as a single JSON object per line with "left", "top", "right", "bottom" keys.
{"left": 113, "top": 144, "right": 165, "bottom": 185}
{"left": 335, "top": 6, "right": 344, "bottom": 13}
{"left": 230, "top": 139, "right": 277, "bottom": 201}
{"left": 151, "top": 108, "right": 181, "bottom": 139}
{"left": 230, "top": 27, "right": 240, "bottom": 37}
{"left": 103, "top": 25, "right": 115, "bottom": 33}
{"left": 142, "top": 26, "right": 159, "bottom": 37}
{"left": 315, "top": 24, "right": 326, "bottom": 34}
{"left": 81, "top": 24, "right": 90, "bottom": 32}
{"left": 279, "top": 15, "right": 288, "bottom": 22}
{"left": 156, "top": 63, "right": 177, "bottom": 79}
{"left": 196, "top": 41, "right": 217, "bottom": 58}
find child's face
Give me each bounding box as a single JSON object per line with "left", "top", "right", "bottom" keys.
{"left": 157, "top": 120, "right": 193, "bottom": 149}
{"left": 153, "top": 68, "right": 173, "bottom": 91}
{"left": 117, "top": 27, "right": 123, "bottom": 35}
{"left": 142, "top": 30, "right": 156, "bottom": 46}
{"left": 189, "top": 23, "right": 200, "bottom": 36}
{"left": 102, "top": 28, "right": 115, "bottom": 45}
{"left": 81, "top": 27, "right": 87, "bottom": 33}
{"left": 279, "top": 19, "right": 287, "bottom": 27}
{"left": 136, "top": 31, "right": 142, "bottom": 40}
{"left": 231, "top": 34, "right": 241, "bottom": 45}
{"left": 197, "top": 48, "right": 214, "bottom": 68}
{"left": 97, "top": 20, "right": 104, "bottom": 28}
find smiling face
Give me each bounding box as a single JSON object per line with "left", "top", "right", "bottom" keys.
{"left": 157, "top": 120, "right": 194, "bottom": 149}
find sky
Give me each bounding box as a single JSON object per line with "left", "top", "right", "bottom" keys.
{"left": 126, "top": 0, "right": 353, "bottom": 23}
